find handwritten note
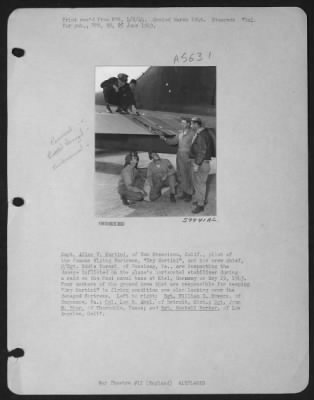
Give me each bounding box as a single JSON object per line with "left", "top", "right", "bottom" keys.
{"left": 48, "top": 123, "right": 87, "bottom": 170}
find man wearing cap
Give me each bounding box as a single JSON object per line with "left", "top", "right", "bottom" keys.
{"left": 116, "top": 73, "right": 135, "bottom": 114}
{"left": 190, "top": 117, "right": 216, "bottom": 213}
{"left": 161, "top": 117, "right": 194, "bottom": 201}
{"left": 128, "top": 79, "right": 139, "bottom": 114}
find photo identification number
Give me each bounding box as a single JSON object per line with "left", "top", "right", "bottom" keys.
{"left": 173, "top": 52, "right": 211, "bottom": 64}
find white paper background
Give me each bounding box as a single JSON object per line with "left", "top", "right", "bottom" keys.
{"left": 7, "top": 7, "right": 308, "bottom": 394}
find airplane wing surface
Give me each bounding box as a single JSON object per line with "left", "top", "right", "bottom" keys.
{"left": 95, "top": 111, "right": 150, "bottom": 135}
{"left": 95, "top": 106, "right": 215, "bottom": 154}
{"left": 95, "top": 108, "right": 178, "bottom": 137}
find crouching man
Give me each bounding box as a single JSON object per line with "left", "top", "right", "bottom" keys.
{"left": 118, "top": 152, "right": 146, "bottom": 205}
{"left": 147, "top": 152, "right": 176, "bottom": 202}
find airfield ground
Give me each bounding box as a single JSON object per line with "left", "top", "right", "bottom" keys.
{"left": 95, "top": 151, "right": 216, "bottom": 218}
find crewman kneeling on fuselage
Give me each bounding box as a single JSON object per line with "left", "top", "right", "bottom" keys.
{"left": 100, "top": 77, "right": 119, "bottom": 113}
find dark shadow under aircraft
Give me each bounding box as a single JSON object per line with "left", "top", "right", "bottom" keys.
{"left": 95, "top": 66, "right": 216, "bottom": 154}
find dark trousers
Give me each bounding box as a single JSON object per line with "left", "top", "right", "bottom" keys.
{"left": 191, "top": 161, "right": 211, "bottom": 206}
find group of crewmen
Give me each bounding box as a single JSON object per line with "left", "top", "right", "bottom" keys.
{"left": 100, "top": 73, "right": 138, "bottom": 114}
{"left": 118, "top": 116, "right": 216, "bottom": 214}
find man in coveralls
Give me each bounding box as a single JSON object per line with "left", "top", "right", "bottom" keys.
{"left": 161, "top": 117, "right": 194, "bottom": 202}
{"left": 146, "top": 152, "right": 177, "bottom": 203}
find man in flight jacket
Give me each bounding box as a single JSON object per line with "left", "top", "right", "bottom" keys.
{"left": 190, "top": 117, "right": 216, "bottom": 213}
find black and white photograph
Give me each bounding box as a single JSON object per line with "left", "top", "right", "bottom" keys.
{"left": 95, "top": 66, "right": 216, "bottom": 217}
{"left": 7, "top": 6, "right": 309, "bottom": 395}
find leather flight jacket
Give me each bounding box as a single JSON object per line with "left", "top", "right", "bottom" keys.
{"left": 189, "top": 128, "right": 216, "bottom": 165}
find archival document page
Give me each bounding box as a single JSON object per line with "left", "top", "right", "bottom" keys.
{"left": 7, "top": 7, "right": 308, "bottom": 394}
